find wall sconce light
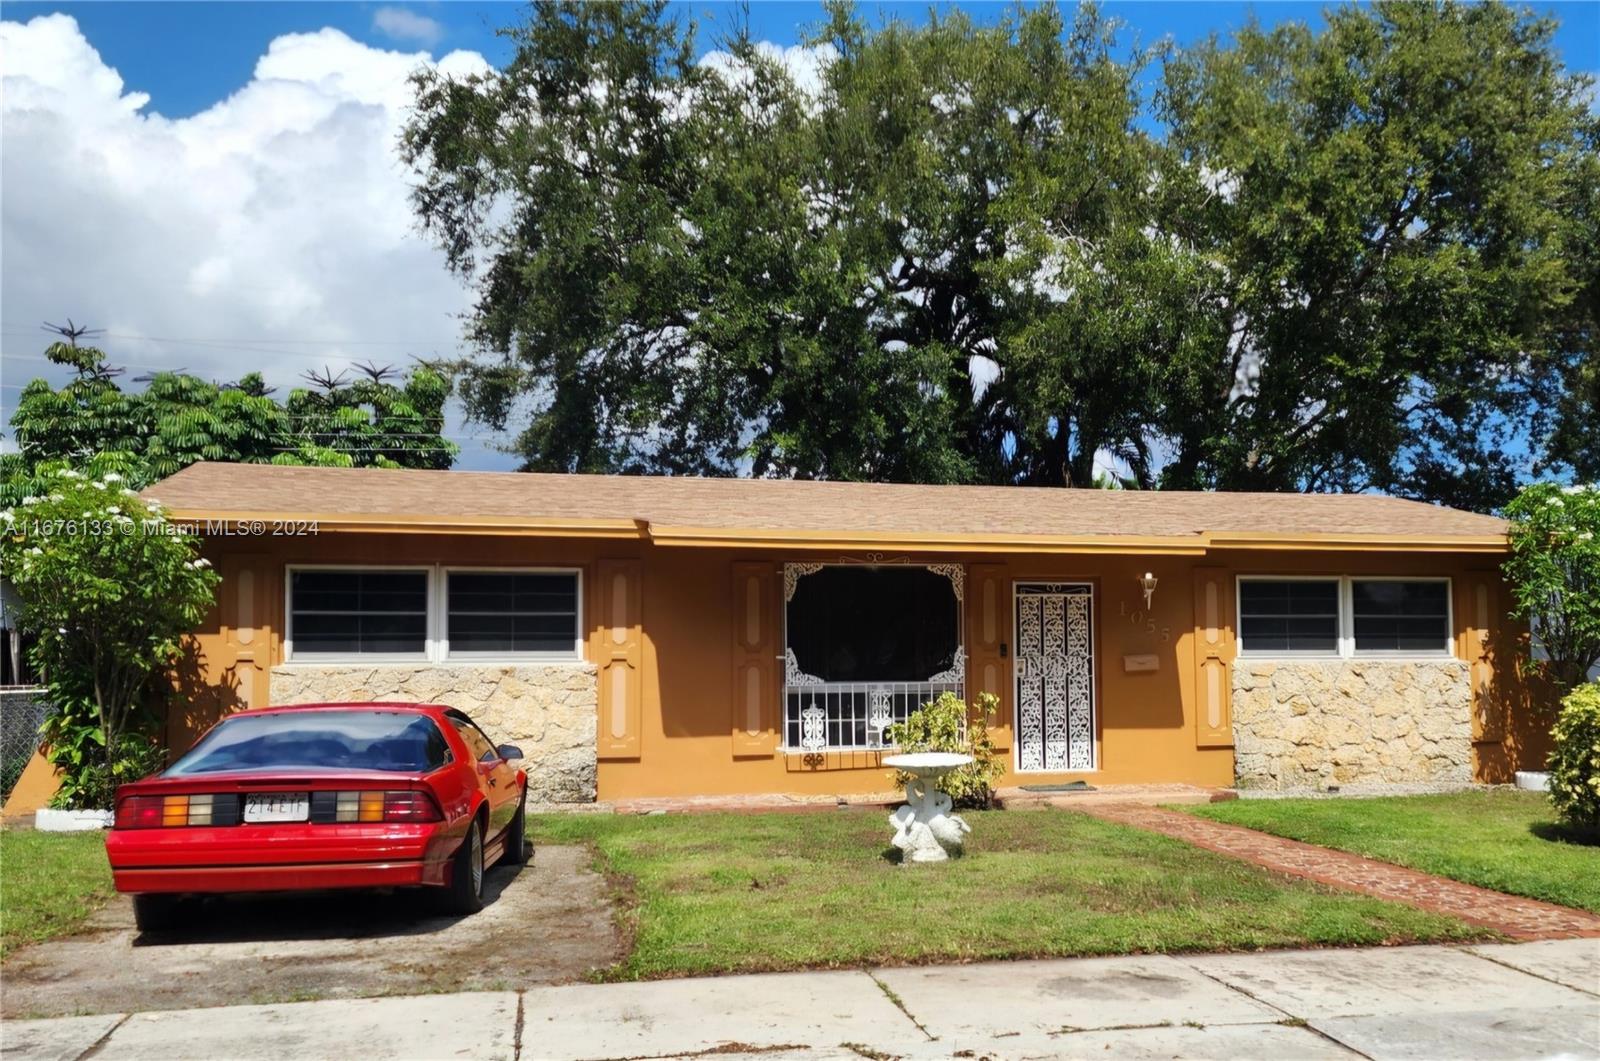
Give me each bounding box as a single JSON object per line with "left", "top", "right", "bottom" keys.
{"left": 1139, "top": 572, "right": 1158, "bottom": 610}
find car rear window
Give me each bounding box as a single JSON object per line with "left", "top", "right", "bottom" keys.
{"left": 166, "top": 711, "right": 450, "bottom": 776}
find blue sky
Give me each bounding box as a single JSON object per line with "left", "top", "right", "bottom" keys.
{"left": 14, "top": 1, "right": 1598, "bottom": 120}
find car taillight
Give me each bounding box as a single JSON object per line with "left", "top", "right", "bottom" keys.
{"left": 116, "top": 795, "right": 165, "bottom": 829}
{"left": 115, "top": 794, "right": 238, "bottom": 828}
{"left": 383, "top": 791, "right": 441, "bottom": 823}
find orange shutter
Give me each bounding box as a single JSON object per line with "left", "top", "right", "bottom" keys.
{"left": 731, "top": 562, "right": 779, "bottom": 756}
{"left": 1192, "top": 567, "right": 1234, "bottom": 748}
{"left": 596, "top": 559, "right": 643, "bottom": 759}
{"left": 967, "top": 564, "right": 1010, "bottom": 751}
{"left": 1463, "top": 573, "right": 1505, "bottom": 742}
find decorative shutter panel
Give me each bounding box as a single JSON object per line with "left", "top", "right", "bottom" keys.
{"left": 596, "top": 559, "right": 643, "bottom": 759}
{"left": 731, "top": 561, "right": 779, "bottom": 757}
{"left": 1464, "top": 573, "right": 1504, "bottom": 743}
{"left": 168, "top": 552, "right": 272, "bottom": 755}
{"left": 1192, "top": 567, "right": 1234, "bottom": 748}
{"left": 967, "top": 564, "right": 1009, "bottom": 751}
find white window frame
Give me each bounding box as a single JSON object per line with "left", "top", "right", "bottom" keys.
{"left": 283, "top": 564, "right": 584, "bottom": 665}
{"left": 284, "top": 564, "right": 434, "bottom": 663}
{"left": 1236, "top": 575, "right": 1453, "bottom": 661}
{"left": 442, "top": 566, "right": 584, "bottom": 662}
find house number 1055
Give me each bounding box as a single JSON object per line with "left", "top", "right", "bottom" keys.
{"left": 1120, "top": 599, "right": 1172, "bottom": 643}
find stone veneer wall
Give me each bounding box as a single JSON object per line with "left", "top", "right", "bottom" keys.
{"left": 1231, "top": 660, "right": 1471, "bottom": 790}
{"left": 269, "top": 664, "right": 598, "bottom": 803}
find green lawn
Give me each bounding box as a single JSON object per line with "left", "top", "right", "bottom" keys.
{"left": 1185, "top": 790, "right": 1600, "bottom": 913}
{"left": 0, "top": 830, "right": 115, "bottom": 958}
{"left": 533, "top": 808, "right": 1486, "bottom": 979}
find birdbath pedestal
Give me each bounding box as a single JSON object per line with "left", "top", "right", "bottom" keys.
{"left": 883, "top": 752, "right": 974, "bottom": 863}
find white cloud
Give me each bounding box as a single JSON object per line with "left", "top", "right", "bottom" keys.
{"left": 0, "top": 15, "right": 509, "bottom": 466}
{"left": 372, "top": 6, "right": 443, "bottom": 47}
{"left": 697, "top": 41, "right": 836, "bottom": 98}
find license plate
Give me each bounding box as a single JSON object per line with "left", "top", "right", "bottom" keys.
{"left": 243, "top": 792, "right": 310, "bottom": 823}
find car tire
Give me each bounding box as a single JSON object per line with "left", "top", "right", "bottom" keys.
{"left": 132, "top": 893, "right": 180, "bottom": 933}
{"left": 503, "top": 793, "right": 528, "bottom": 865}
{"left": 439, "top": 818, "right": 485, "bottom": 915}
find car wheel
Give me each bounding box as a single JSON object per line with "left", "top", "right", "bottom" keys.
{"left": 439, "top": 818, "right": 485, "bottom": 915}
{"left": 503, "top": 794, "right": 528, "bottom": 865}
{"left": 132, "top": 893, "right": 180, "bottom": 933}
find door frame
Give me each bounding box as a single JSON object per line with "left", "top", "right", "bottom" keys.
{"left": 1011, "top": 580, "right": 1098, "bottom": 774}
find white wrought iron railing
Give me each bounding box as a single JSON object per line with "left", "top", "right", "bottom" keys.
{"left": 782, "top": 649, "right": 965, "bottom": 752}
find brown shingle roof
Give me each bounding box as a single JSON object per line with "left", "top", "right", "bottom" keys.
{"left": 143, "top": 462, "right": 1508, "bottom": 552}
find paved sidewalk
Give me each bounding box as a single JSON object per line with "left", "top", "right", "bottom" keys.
{"left": 1079, "top": 803, "right": 1600, "bottom": 940}
{"left": 5, "top": 939, "right": 1595, "bottom": 1060}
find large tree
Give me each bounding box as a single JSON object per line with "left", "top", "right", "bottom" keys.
{"left": 405, "top": 0, "right": 1595, "bottom": 503}
{"left": 1155, "top": 1, "right": 1597, "bottom": 507}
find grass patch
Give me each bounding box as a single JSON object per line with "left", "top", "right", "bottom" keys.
{"left": 533, "top": 808, "right": 1485, "bottom": 979}
{"left": 1185, "top": 790, "right": 1600, "bottom": 913}
{"left": 0, "top": 830, "right": 115, "bottom": 958}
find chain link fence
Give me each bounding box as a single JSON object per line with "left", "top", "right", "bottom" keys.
{"left": 1, "top": 687, "right": 53, "bottom": 800}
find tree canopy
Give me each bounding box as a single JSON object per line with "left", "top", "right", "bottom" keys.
{"left": 2, "top": 335, "right": 458, "bottom": 503}
{"left": 404, "top": 0, "right": 1597, "bottom": 507}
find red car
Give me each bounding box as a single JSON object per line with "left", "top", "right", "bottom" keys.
{"left": 106, "top": 702, "right": 529, "bottom": 931}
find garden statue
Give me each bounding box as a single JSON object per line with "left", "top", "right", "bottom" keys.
{"left": 883, "top": 752, "right": 974, "bottom": 862}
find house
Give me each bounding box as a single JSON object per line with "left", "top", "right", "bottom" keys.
{"left": 133, "top": 462, "right": 1547, "bottom": 803}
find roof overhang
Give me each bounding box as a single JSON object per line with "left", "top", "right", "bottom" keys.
{"left": 168, "top": 510, "right": 1509, "bottom": 555}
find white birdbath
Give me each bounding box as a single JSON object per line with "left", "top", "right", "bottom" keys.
{"left": 884, "top": 752, "right": 974, "bottom": 863}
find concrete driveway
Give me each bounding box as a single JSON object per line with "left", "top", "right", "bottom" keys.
{"left": 6, "top": 938, "right": 1597, "bottom": 1060}
{"left": 0, "top": 845, "right": 620, "bottom": 1020}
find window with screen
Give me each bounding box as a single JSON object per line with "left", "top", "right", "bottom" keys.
{"left": 447, "top": 571, "right": 579, "bottom": 657}
{"left": 1352, "top": 580, "right": 1450, "bottom": 653}
{"left": 1238, "top": 579, "right": 1340, "bottom": 654}
{"left": 289, "top": 570, "right": 428, "bottom": 656}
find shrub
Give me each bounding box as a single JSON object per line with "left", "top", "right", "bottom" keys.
{"left": 1503, "top": 483, "right": 1600, "bottom": 692}
{"left": 886, "top": 691, "right": 1005, "bottom": 809}
{"left": 0, "top": 468, "right": 219, "bottom": 808}
{"left": 1548, "top": 682, "right": 1600, "bottom": 830}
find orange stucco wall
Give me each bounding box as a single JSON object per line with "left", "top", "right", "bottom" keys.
{"left": 168, "top": 531, "right": 1547, "bottom": 801}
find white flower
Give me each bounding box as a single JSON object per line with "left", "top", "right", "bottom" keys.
{"left": 57, "top": 627, "right": 66, "bottom": 634}
{"left": 58, "top": 469, "right": 81, "bottom": 479}
{"left": 183, "top": 560, "right": 195, "bottom": 569}
{"left": 122, "top": 488, "right": 139, "bottom": 498}
{"left": 29, "top": 547, "right": 43, "bottom": 555}
{"left": 48, "top": 494, "right": 63, "bottom": 502}
{"left": 20, "top": 496, "right": 37, "bottom": 506}
{"left": 194, "top": 557, "right": 212, "bottom": 569}
{"left": 1579, "top": 531, "right": 1594, "bottom": 542}
{"left": 0, "top": 510, "right": 12, "bottom": 524}
{"left": 92, "top": 481, "right": 107, "bottom": 490}
{"left": 104, "top": 473, "right": 123, "bottom": 483}
{"left": 106, "top": 506, "right": 120, "bottom": 515}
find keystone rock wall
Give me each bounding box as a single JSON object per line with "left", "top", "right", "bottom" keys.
{"left": 1231, "top": 660, "right": 1472, "bottom": 790}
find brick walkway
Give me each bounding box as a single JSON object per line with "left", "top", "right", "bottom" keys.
{"left": 1078, "top": 803, "right": 1600, "bottom": 941}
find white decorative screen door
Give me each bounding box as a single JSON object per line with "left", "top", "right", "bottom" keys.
{"left": 1014, "top": 583, "right": 1095, "bottom": 772}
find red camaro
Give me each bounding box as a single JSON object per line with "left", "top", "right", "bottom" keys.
{"left": 106, "top": 702, "right": 529, "bottom": 931}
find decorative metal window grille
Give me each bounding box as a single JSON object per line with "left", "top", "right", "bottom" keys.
{"left": 782, "top": 562, "right": 965, "bottom": 753}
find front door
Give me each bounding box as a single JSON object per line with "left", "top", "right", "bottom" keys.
{"left": 1014, "top": 582, "right": 1096, "bottom": 772}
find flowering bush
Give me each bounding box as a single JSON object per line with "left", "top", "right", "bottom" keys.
{"left": 0, "top": 469, "right": 218, "bottom": 808}
{"left": 1503, "top": 483, "right": 1600, "bottom": 692}
{"left": 886, "top": 692, "right": 1005, "bottom": 809}
{"left": 1548, "top": 682, "right": 1600, "bottom": 830}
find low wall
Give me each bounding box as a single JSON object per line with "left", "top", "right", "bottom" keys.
{"left": 1231, "top": 660, "right": 1472, "bottom": 790}
{"left": 269, "top": 664, "right": 598, "bottom": 803}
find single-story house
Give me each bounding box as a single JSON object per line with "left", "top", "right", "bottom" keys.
{"left": 132, "top": 462, "right": 1547, "bottom": 803}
